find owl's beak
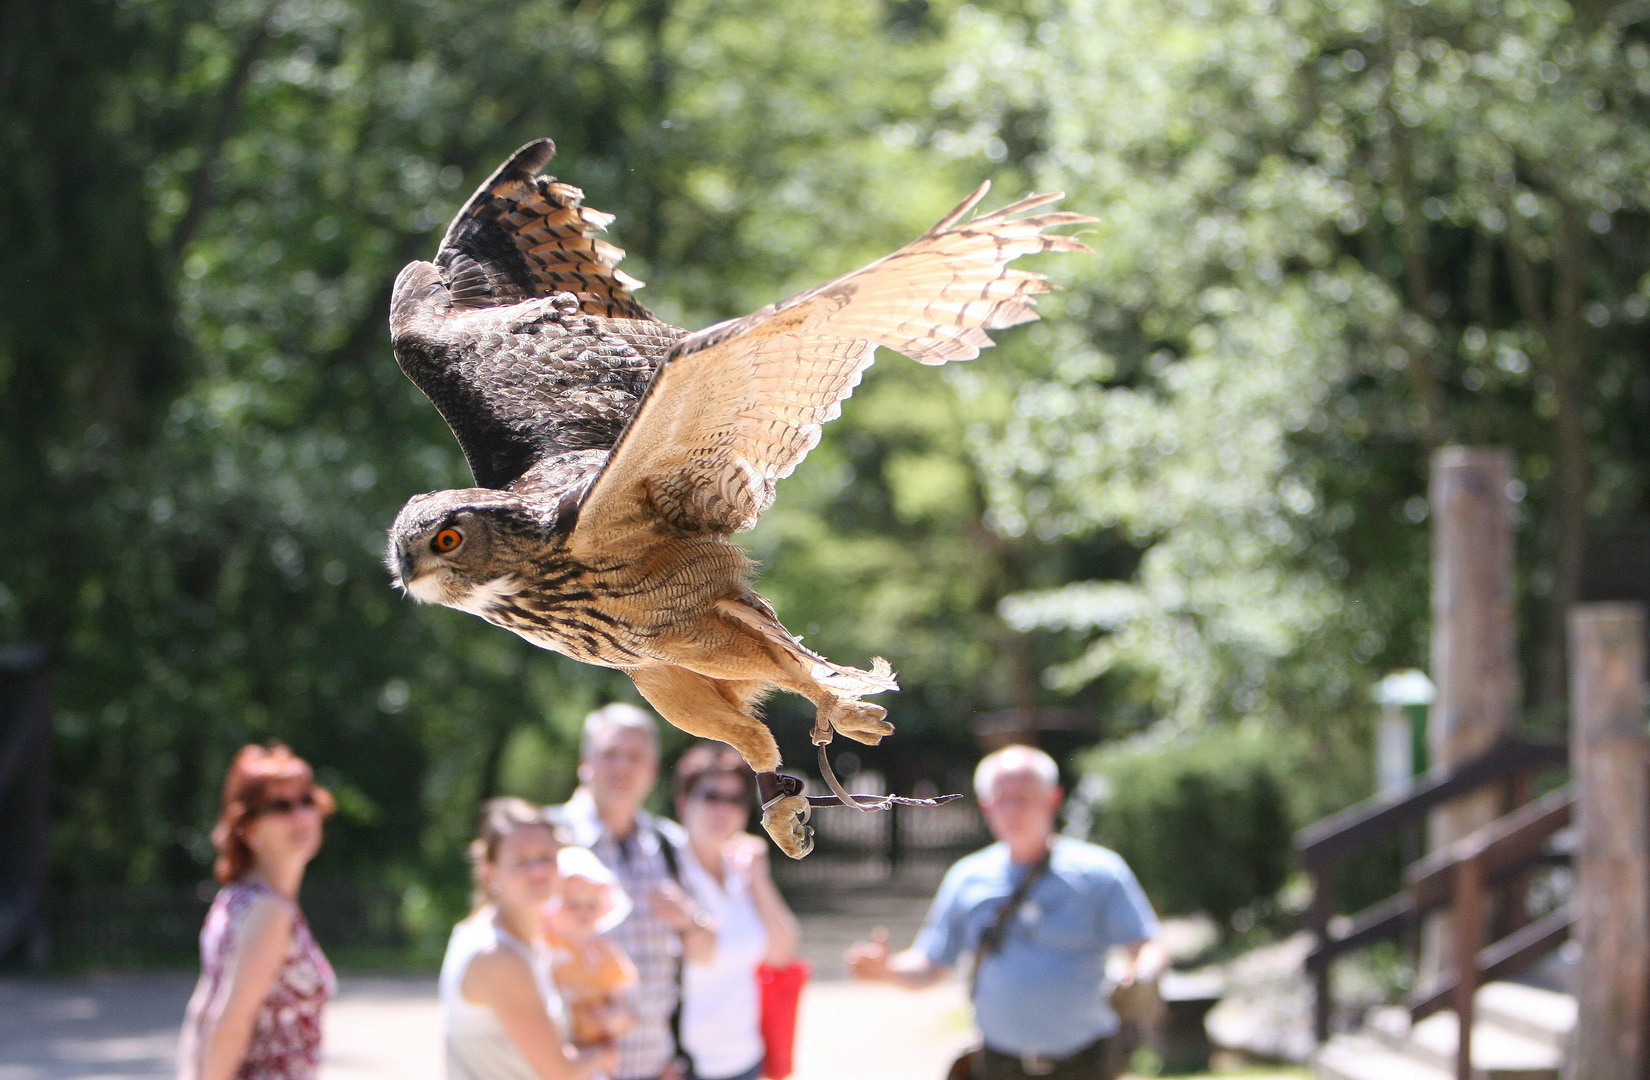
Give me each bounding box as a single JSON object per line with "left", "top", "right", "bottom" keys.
{"left": 396, "top": 549, "right": 418, "bottom": 591}
{"left": 396, "top": 547, "right": 453, "bottom": 605}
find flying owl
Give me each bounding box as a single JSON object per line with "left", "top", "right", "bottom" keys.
{"left": 386, "top": 139, "right": 1091, "bottom": 857}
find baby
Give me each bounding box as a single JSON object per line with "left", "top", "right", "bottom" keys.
{"left": 545, "top": 846, "right": 638, "bottom": 1050}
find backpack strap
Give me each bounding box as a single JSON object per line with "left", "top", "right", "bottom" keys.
{"left": 657, "top": 822, "right": 682, "bottom": 880}
{"left": 653, "top": 821, "right": 694, "bottom": 1075}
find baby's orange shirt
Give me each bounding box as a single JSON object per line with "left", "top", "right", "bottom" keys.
{"left": 547, "top": 932, "right": 639, "bottom": 1046}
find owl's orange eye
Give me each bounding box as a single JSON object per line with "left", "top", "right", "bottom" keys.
{"left": 433, "top": 528, "right": 464, "bottom": 554}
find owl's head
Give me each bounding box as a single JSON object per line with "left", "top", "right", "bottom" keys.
{"left": 386, "top": 488, "right": 551, "bottom": 614}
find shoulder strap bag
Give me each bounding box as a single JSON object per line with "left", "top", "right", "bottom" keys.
{"left": 947, "top": 845, "right": 1054, "bottom": 1080}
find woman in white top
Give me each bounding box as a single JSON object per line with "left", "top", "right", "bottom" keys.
{"left": 673, "top": 744, "right": 801, "bottom": 1080}
{"left": 441, "top": 798, "right": 616, "bottom": 1080}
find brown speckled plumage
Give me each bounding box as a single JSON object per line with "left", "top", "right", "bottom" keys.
{"left": 385, "top": 139, "right": 1093, "bottom": 856}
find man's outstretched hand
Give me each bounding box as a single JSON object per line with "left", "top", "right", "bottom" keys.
{"left": 846, "top": 928, "right": 946, "bottom": 989}
{"left": 845, "top": 927, "right": 892, "bottom": 981}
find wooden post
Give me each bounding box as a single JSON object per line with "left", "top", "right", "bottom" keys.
{"left": 1567, "top": 602, "right": 1650, "bottom": 1080}
{"left": 1497, "top": 768, "right": 1535, "bottom": 941}
{"left": 1451, "top": 854, "right": 1483, "bottom": 1080}
{"left": 1423, "top": 448, "right": 1518, "bottom": 987}
{"left": 1308, "top": 861, "right": 1337, "bottom": 1043}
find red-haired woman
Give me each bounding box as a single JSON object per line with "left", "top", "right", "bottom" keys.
{"left": 177, "top": 744, "right": 337, "bottom": 1080}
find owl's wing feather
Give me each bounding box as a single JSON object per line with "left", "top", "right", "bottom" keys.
{"left": 390, "top": 141, "right": 685, "bottom": 490}
{"left": 435, "top": 139, "right": 651, "bottom": 320}
{"left": 570, "top": 184, "right": 1093, "bottom": 550}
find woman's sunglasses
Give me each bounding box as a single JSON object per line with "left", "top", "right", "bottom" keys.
{"left": 503, "top": 853, "right": 559, "bottom": 873}
{"left": 253, "top": 790, "right": 318, "bottom": 816}
{"left": 692, "top": 789, "right": 748, "bottom": 808}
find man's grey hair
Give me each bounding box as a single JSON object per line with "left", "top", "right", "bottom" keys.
{"left": 580, "top": 702, "right": 660, "bottom": 759}
{"left": 973, "top": 744, "right": 1060, "bottom": 799}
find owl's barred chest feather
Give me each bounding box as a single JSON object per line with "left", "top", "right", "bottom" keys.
{"left": 469, "top": 535, "right": 754, "bottom": 668}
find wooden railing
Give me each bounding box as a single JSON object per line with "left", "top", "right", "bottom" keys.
{"left": 1405, "top": 787, "right": 1574, "bottom": 1079}
{"left": 1294, "top": 738, "right": 1567, "bottom": 1043}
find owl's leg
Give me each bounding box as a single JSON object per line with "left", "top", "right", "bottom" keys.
{"left": 709, "top": 599, "right": 897, "bottom": 746}
{"left": 754, "top": 772, "right": 813, "bottom": 860}
{"left": 810, "top": 695, "right": 894, "bottom": 745}
{"left": 628, "top": 664, "right": 813, "bottom": 859}
{"left": 627, "top": 664, "right": 780, "bottom": 772}
{"left": 627, "top": 663, "right": 813, "bottom": 859}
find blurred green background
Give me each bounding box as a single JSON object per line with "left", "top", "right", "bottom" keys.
{"left": 5, "top": 0, "right": 1648, "bottom": 965}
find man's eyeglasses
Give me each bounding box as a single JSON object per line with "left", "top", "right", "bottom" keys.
{"left": 253, "top": 791, "right": 318, "bottom": 816}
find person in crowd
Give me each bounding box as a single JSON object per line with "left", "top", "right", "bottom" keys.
{"left": 545, "top": 846, "right": 639, "bottom": 1052}
{"left": 550, "top": 705, "right": 713, "bottom": 1080}
{"left": 178, "top": 743, "right": 337, "bottom": 1080}
{"left": 672, "top": 743, "right": 801, "bottom": 1080}
{"left": 846, "top": 745, "right": 1162, "bottom": 1080}
{"left": 441, "top": 797, "right": 615, "bottom": 1080}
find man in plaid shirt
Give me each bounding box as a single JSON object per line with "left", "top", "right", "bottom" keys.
{"left": 553, "top": 704, "right": 713, "bottom": 1080}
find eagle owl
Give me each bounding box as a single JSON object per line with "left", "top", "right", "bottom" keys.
{"left": 386, "top": 139, "right": 1091, "bottom": 857}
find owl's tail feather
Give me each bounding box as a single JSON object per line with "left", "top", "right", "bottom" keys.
{"left": 716, "top": 596, "right": 899, "bottom": 697}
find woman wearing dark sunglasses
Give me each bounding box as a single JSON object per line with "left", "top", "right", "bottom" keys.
{"left": 671, "top": 744, "right": 800, "bottom": 1080}
{"left": 178, "top": 744, "right": 337, "bottom": 1080}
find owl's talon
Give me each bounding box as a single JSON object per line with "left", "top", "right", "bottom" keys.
{"left": 761, "top": 793, "right": 814, "bottom": 859}
{"left": 818, "top": 697, "right": 893, "bottom": 746}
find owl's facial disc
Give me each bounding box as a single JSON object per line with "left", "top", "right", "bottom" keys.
{"left": 389, "top": 501, "right": 499, "bottom": 606}
{"left": 397, "top": 526, "right": 476, "bottom": 602}
{"left": 388, "top": 490, "right": 540, "bottom": 618}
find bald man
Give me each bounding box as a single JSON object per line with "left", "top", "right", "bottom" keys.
{"left": 847, "top": 745, "right": 1159, "bottom": 1080}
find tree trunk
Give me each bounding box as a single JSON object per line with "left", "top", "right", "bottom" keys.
{"left": 1386, "top": 100, "right": 1443, "bottom": 450}
{"left": 1507, "top": 203, "right": 1593, "bottom": 715}
{"left": 169, "top": 3, "right": 280, "bottom": 256}
{"left": 1537, "top": 207, "right": 1591, "bottom": 714}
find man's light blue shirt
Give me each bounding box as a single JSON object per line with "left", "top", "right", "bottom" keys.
{"left": 914, "top": 837, "right": 1159, "bottom": 1057}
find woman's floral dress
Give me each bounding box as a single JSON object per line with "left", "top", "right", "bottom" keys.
{"left": 197, "top": 879, "right": 336, "bottom": 1079}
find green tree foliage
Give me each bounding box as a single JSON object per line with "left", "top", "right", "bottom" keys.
{"left": 3, "top": 0, "right": 1069, "bottom": 914}
{"left": 13, "top": 0, "right": 1650, "bottom": 939}
{"left": 1080, "top": 725, "right": 1301, "bottom": 933}
{"left": 939, "top": 0, "right": 1650, "bottom": 769}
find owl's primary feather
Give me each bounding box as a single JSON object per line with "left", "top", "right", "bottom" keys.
{"left": 386, "top": 139, "right": 1093, "bottom": 857}
{"left": 390, "top": 140, "right": 681, "bottom": 489}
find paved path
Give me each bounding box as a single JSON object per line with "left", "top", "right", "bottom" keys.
{"left": 0, "top": 972, "right": 968, "bottom": 1080}
{"left": 0, "top": 974, "right": 191, "bottom": 1080}
{"left": 0, "top": 887, "right": 1296, "bottom": 1080}
{"left": 0, "top": 885, "right": 963, "bottom": 1080}
{"left": 794, "top": 978, "right": 970, "bottom": 1080}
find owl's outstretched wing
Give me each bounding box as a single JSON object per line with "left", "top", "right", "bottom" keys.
{"left": 434, "top": 138, "right": 651, "bottom": 320}
{"left": 390, "top": 140, "right": 683, "bottom": 490}
{"left": 569, "top": 184, "right": 1093, "bottom": 552}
